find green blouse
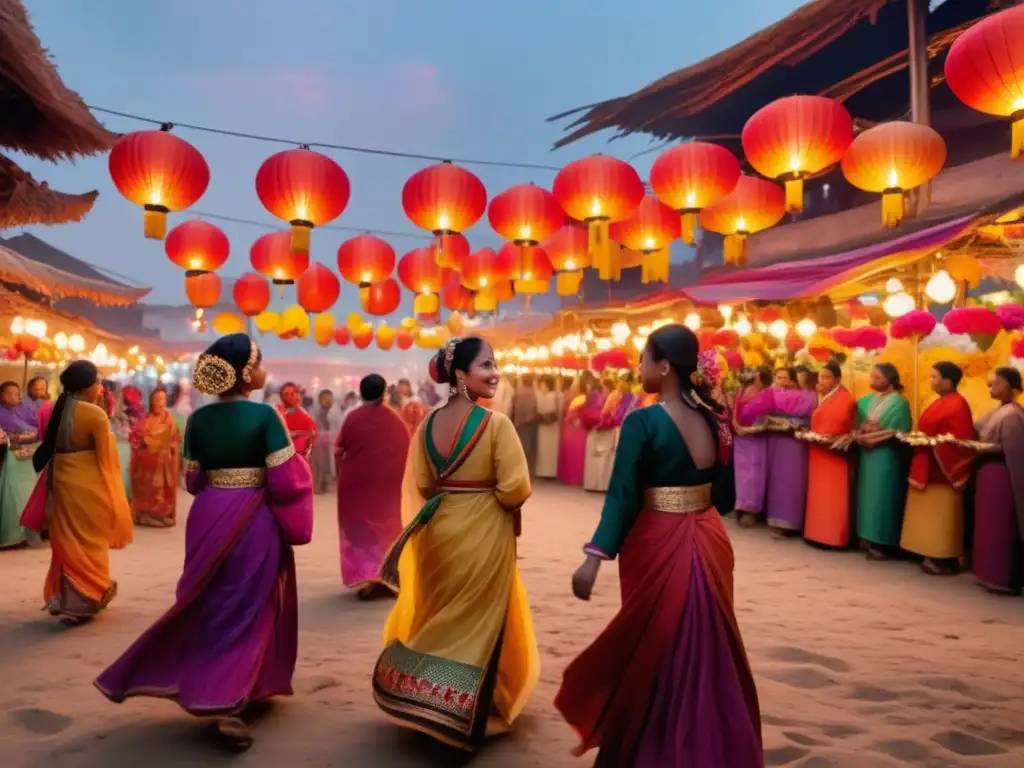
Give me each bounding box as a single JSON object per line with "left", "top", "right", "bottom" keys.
{"left": 182, "top": 400, "right": 292, "bottom": 469}
{"left": 588, "top": 405, "right": 731, "bottom": 559}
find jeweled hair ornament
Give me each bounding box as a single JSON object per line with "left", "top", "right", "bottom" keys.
{"left": 241, "top": 335, "right": 258, "bottom": 384}
{"left": 193, "top": 353, "right": 237, "bottom": 396}
{"left": 443, "top": 337, "right": 461, "bottom": 375}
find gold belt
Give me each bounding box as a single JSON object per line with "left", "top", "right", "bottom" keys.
{"left": 207, "top": 467, "right": 266, "bottom": 489}
{"left": 644, "top": 484, "right": 712, "bottom": 514}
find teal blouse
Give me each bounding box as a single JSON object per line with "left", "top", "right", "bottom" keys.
{"left": 182, "top": 400, "right": 291, "bottom": 469}
{"left": 588, "top": 404, "right": 733, "bottom": 559}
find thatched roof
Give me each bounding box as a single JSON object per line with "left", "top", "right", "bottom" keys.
{"left": 0, "top": 242, "right": 149, "bottom": 306}
{"left": 0, "top": 0, "right": 116, "bottom": 159}
{"left": 550, "top": 0, "right": 1010, "bottom": 149}
{"left": 0, "top": 152, "right": 97, "bottom": 229}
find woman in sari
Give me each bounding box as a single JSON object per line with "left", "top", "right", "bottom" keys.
{"left": 556, "top": 324, "right": 760, "bottom": 766}
{"left": 558, "top": 372, "right": 595, "bottom": 486}
{"left": 277, "top": 382, "right": 317, "bottom": 461}
{"left": 803, "top": 359, "right": 857, "bottom": 548}
{"left": 733, "top": 367, "right": 771, "bottom": 527}
{"left": 900, "top": 362, "right": 975, "bottom": 575}
{"left": 583, "top": 376, "right": 624, "bottom": 492}
{"left": 972, "top": 367, "right": 1024, "bottom": 594}
{"left": 130, "top": 388, "right": 181, "bottom": 528}
{"left": 854, "top": 363, "right": 913, "bottom": 560}
{"left": 22, "top": 361, "right": 133, "bottom": 621}
{"left": 373, "top": 336, "right": 539, "bottom": 752}
{"left": 95, "top": 333, "right": 314, "bottom": 751}
{"left": 310, "top": 389, "right": 336, "bottom": 494}
{"left": 536, "top": 374, "right": 560, "bottom": 478}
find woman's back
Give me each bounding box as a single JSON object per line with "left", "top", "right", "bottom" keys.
{"left": 185, "top": 401, "right": 279, "bottom": 470}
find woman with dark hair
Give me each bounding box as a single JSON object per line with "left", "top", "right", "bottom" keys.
{"left": 277, "top": 381, "right": 317, "bottom": 461}
{"left": 733, "top": 367, "right": 772, "bottom": 527}
{"left": 556, "top": 324, "right": 760, "bottom": 767}
{"left": 96, "top": 333, "right": 314, "bottom": 750}
{"left": 853, "top": 362, "right": 913, "bottom": 560}
{"left": 900, "top": 361, "right": 975, "bottom": 575}
{"left": 803, "top": 358, "right": 858, "bottom": 548}
{"left": 129, "top": 388, "right": 181, "bottom": 528}
{"left": 972, "top": 366, "right": 1024, "bottom": 594}
{"left": 20, "top": 360, "right": 133, "bottom": 620}
{"left": 373, "top": 336, "right": 538, "bottom": 751}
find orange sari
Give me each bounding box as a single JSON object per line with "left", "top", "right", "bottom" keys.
{"left": 130, "top": 410, "right": 181, "bottom": 526}
{"left": 803, "top": 386, "right": 856, "bottom": 548}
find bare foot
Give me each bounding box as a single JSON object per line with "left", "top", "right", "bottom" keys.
{"left": 739, "top": 512, "right": 757, "bottom": 529}
{"left": 216, "top": 718, "right": 253, "bottom": 751}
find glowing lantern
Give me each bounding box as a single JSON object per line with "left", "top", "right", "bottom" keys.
{"left": 108, "top": 129, "right": 210, "bottom": 240}
{"left": 185, "top": 272, "right": 221, "bottom": 309}
{"left": 312, "top": 313, "right": 335, "bottom": 347}
{"left": 255, "top": 148, "right": 350, "bottom": 253}
{"left": 376, "top": 323, "right": 397, "bottom": 350}
{"left": 403, "top": 161, "right": 486, "bottom": 268}
{"left": 840, "top": 122, "right": 946, "bottom": 228}
{"left": 212, "top": 311, "right": 246, "bottom": 335}
{"left": 552, "top": 155, "right": 645, "bottom": 280}
{"left": 649, "top": 142, "right": 741, "bottom": 245}
{"left": 165, "top": 219, "right": 229, "bottom": 275}
{"left": 334, "top": 326, "right": 351, "bottom": 346}
{"left": 442, "top": 270, "right": 474, "bottom": 312}
{"left": 488, "top": 183, "right": 564, "bottom": 280}
{"left": 398, "top": 246, "right": 448, "bottom": 320}
{"left": 254, "top": 311, "right": 279, "bottom": 335}
{"left": 296, "top": 263, "right": 341, "bottom": 313}
{"left": 352, "top": 324, "right": 374, "bottom": 349}
{"left": 924, "top": 269, "right": 957, "bottom": 305}
{"left": 609, "top": 195, "right": 680, "bottom": 284}
{"left": 347, "top": 312, "right": 366, "bottom": 332}
{"left": 460, "top": 248, "right": 503, "bottom": 292}
{"left": 448, "top": 312, "right": 465, "bottom": 335}
{"left": 337, "top": 233, "right": 397, "bottom": 307}
{"left": 396, "top": 327, "right": 414, "bottom": 350}
{"left": 945, "top": 5, "right": 1024, "bottom": 159}
{"left": 496, "top": 243, "right": 552, "bottom": 295}
{"left": 277, "top": 305, "right": 310, "bottom": 339}
{"left": 542, "top": 225, "right": 590, "bottom": 297}
{"left": 362, "top": 277, "right": 402, "bottom": 316}
{"left": 742, "top": 95, "right": 854, "bottom": 213}
{"left": 233, "top": 272, "right": 271, "bottom": 317}
{"left": 700, "top": 175, "right": 786, "bottom": 265}
{"left": 250, "top": 231, "right": 310, "bottom": 290}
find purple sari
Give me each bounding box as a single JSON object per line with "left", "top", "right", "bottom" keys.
{"left": 733, "top": 388, "right": 767, "bottom": 515}
{"left": 95, "top": 402, "right": 313, "bottom": 716}
{"left": 743, "top": 387, "right": 817, "bottom": 531}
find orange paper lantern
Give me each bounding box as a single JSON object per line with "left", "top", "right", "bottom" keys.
{"left": 108, "top": 129, "right": 210, "bottom": 240}
{"left": 396, "top": 327, "right": 414, "bottom": 350}
{"left": 442, "top": 270, "right": 473, "bottom": 312}
{"left": 362, "top": 277, "right": 402, "bottom": 316}
{"left": 296, "top": 263, "right": 341, "bottom": 313}
{"left": 460, "top": 247, "right": 503, "bottom": 292}
{"left": 649, "top": 142, "right": 740, "bottom": 245}
{"left": 699, "top": 175, "right": 786, "bottom": 266}
{"left": 431, "top": 232, "right": 470, "bottom": 270}
{"left": 487, "top": 183, "right": 564, "bottom": 260}
{"left": 609, "top": 195, "right": 680, "bottom": 284}
{"left": 840, "top": 121, "right": 946, "bottom": 228}
{"left": 233, "top": 272, "right": 271, "bottom": 317}
{"left": 552, "top": 155, "right": 645, "bottom": 280}
{"left": 542, "top": 225, "right": 590, "bottom": 297}
{"left": 185, "top": 272, "right": 222, "bottom": 309}
{"left": 402, "top": 161, "right": 487, "bottom": 235}
{"left": 945, "top": 5, "right": 1024, "bottom": 159}
{"left": 255, "top": 148, "right": 350, "bottom": 253}
{"left": 250, "top": 231, "right": 310, "bottom": 288}
{"left": 398, "top": 246, "right": 449, "bottom": 320}
{"left": 352, "top": 324, "right": 373, "bottom": 349}
{"left": 165, "top": 219, "right": 229, "bottom": 275}
{"left": 741, "top": 95, "right": 854, "bottom": 213}
{"left": 498, "top": 243, "right": 552, "bottom": 295}
{"left": 376, "top": 323, "right": 397, "bottom": 350}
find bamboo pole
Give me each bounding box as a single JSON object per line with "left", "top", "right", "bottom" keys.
{"left": 906, "top": 0, "right": 932, "bottom": 216}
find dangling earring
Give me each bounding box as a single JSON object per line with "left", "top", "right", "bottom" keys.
{"left": 459, "top": 380, "right": 470, "bottom": 400}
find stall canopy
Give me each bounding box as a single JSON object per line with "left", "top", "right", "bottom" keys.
{"left": 0, "top": 243, "right": 149, "bottom": 305}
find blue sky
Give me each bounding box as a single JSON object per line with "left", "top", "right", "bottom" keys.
{"left": 13, "top": 0, "right": 803, "bottom": 358}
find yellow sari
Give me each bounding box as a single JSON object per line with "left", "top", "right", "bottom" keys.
{"left": 46, "top": 398, "right": 133, "bottom": 618}
{"left": 374, "top": 406, "right": 539, "bottom": 751}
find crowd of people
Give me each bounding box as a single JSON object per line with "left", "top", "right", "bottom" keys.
{"left": 0, "top": 325, "right": 1021, "bottom": 765}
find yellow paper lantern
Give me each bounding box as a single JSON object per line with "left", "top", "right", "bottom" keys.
{"left": 448, "top": 311, "right": 465, "bottom": 335}
{"left": 347, "top": 312, "right": 365, "bottom": 332}
{"left": 278, "top": 304, "right": 310, "bottom": 339}
{"left": 313, "top": 313, "right": 335, "bottom": 347}
{"left": 376, "top": 322, "right": 396, "bottom": 350}
{"left": 253, "top": 311, "right": 279, "bottom": 335}
{"left": 212, "top": 311, "right": 246, "bottom": 336}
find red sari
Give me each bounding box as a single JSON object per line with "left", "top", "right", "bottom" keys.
{"left": 130, "top": 411, "right": 181, "bottom": 526}
{"left": 277, "top": 405, "right": 317, "bottom": 461}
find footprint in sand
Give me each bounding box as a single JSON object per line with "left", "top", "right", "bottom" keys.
{"left": 872, "top": 739, "right": 937, "bottom": 762}
{"left": 820, "top": 723, "right": 866, "bottom": 740}
{"left": 933, "top": 730, "right": 1008, "bottom": 756}
{"left": 764, "top": 647, "right": 852, "bottom": 673}
{"left": 920, "top": 676, "right": 1004, "bottom": 702}
{"left": 849, "top": 684, "right": 901, "bottom": 702}
{"left": 8, "top": 708, "right": 73, "bottom": 736}
{"left": 764, "top": 745, "right": 810, "bottom": 766}
{"left": 783, "top": 731, "right": 829, "bottom": 747}
{"left": 762, "top": 666, "right": 836, "bottom": 690}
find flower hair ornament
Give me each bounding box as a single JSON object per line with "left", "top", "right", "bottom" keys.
{"left": 241, "top": 335, "right": 258, "bottom": 384}
{"left": 443, "top": 337, "right": 461, "bottom": 376}
{"left": 193, "top": 353, "right": 237, "bottom": 396}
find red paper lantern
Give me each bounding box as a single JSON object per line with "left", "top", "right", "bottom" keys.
{"left": 442, "top": 270, "right": 473, "bottom": 312}
{"left": 649, "top": 142, "right": 740, "bottom": 246}
{"left": 402, "top": 161, "right": 487, "bottom": 236}
{"left": 296, "top": 263, "right": 341, "bottom": 313}
{"left": 352, "top": 325, "right": 373, "bottom": 349}
{"left": 4, "top": 348, "right": 19, "bottom": 361}
{"left": 609, "top": 195, "right": 680, "bottom": 284}
{"left": 487, "top": 183, "right": 564, "bottom": 247}
{"left": 945, "top": 5, "right": 1024, "bottom": 159}
{"left": 250, "top": 231, "right": 310, "bottom": 287}
{"left": 233, "top": 272, "right": 271, "bottom": 317}
{"left": 398, "top": 246, "right": 446, "bottom": 294}
{"left": 362, "top": 277, "right": 402, "bottom": 316}
{"left": 185, "top": 272, "right": 222, "bottom": 309}
{"left": 699, "top": 175, "right": 786, "bottom": 266}
{"left": 334, "top": 326, "right": 351, "bottom": 346}
{"left": 14, "top": 334, "right": 39, "bottom": 357}
{"left": 255, "top": 148, "right": 350, "bottom": 253}
{"left": 337, "top": 234, "right": 396, "bottom": 289}
{"left": 742, "top": 95, "right": 854, "bottom": 213}
{"left": 431, "top": 232, "right": 470, "bottom": 270}
{"left": 460, "top": 248, "right": 503, "bottom": 292}
{"left": 165, "top": 219, "right": 229, "bottom": 275}
{"left": 552, "top": 155, "right": 645, "bottom": 280}
{"left": 542, "top": 225, "right": 590, "bottom": 297}
{"left": 840, "top": 122, "right": 946, "bottom": 228}
{"left": 396, "top": 327, "right": 414, "bottom": 350}
{"left": 498, "top": 243, "right": 553, "bottom": 295}
{"left": 108, "top": 129, "right": 210, "bottom": 240}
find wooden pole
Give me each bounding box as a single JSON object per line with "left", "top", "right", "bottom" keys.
{"left": 907, "top": 0, "right": 932, "bottom": 216}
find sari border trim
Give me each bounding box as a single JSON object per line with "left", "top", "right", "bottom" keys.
{"left": 92, "top": 679, "right": 292, "bottom": 717}
{"left": 182, "top": 458, "right": 200, "bottom": 474}
{"left": 265, "top": 444, "right": 295, "bottom": 468}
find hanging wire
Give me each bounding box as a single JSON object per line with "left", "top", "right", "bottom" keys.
{"left": 188, "top": 210, "right": 432, "bottom": 241}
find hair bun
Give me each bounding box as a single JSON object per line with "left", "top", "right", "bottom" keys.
{"left": 428, "top": 351, "right": 447, "bottom": 385}
{"left": 193, "top": 354, "right": 237, "bottom": 395}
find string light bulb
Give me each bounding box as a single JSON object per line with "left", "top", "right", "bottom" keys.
{"left": 924, "top": 269, "right": 957, "bottom": 304}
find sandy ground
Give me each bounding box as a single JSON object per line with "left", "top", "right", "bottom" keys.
{"left": 2, "top": 482, "right": 1024, "bottom": 767}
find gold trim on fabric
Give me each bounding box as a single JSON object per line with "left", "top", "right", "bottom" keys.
{"left": 182, "top": 458, "right": 200, "bottom": 473}
{"left": 241, "top": 335, "right": 258, "bottom": 384}
{"left": 265, "top": 445, "right": 295, "bottom": 468}
{"left": 644, "top": 484, "right": 712, "bottom": 514}
{"left": 895, "top": 431, "right": 998, "bottom": 452}
{"left": 795, "top": 430, "right": 854, "bottom": 451}
{"left": 207, "top": 467, "right": 266, "bottom": 489}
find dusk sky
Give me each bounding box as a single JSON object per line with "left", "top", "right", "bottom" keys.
{"left": 13, "top": 0, "right": 802, "bottom": 361}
